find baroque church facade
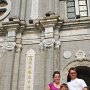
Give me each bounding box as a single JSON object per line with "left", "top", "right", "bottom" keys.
{"left": 0, "top": 0, "right": 90, "bottom": 90}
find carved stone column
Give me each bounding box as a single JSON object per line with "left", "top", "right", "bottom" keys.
{"left": 0, "top": 17, "right": 20, "bottom": 90}
{"left": 53, "top": 40, "right": 61, "bottom": 71}
{"left": 11, "top": 20, "right": 25, "bottom": 90}
{"left": 87, "top": 0, "right": 90, "bottom": 16}
{"left": 40, "top": 15, "right": 59, "bottom": 86}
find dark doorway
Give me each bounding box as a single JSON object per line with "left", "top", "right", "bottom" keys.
{"left": 67, "top": 66, "right": 90, "bottom": 89}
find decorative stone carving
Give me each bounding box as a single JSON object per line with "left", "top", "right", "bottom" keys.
{"left": 43, "top": 39, "right": 55, "bottom": 48}
{"left": 15, "top": 44, "right": 22, "bottom": 52}
{"left": 40, "top": 39, "right": 55, "bottom": 49}
{"left": 40, "top": 39, "right": 60, "bottom": 49}
{"left": 39, "top": 42, "right": 44, "bottom": 50}
{"left": 2, "top": 42, "right": 16, "bottom": 51}
{"left": 75, "top": 49, "right": 86, "bottom": 61}
{"left": 24, "top": 49, "right": 35, "bottom": 90}
{"left": 0, "top": 0, "right": 11, "bottom": 20}
{"left": 63, "top": 51, "right": 72, "bottom": 59}
{"left": 54, "top": 40, "right": 61, "bottom": 48}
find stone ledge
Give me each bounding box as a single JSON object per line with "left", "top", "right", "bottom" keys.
{"left": 62, "top": 17, "right": 90, "bottom": 30}
{"left": 60, "top": 34, "right": 90, "bottom": 41}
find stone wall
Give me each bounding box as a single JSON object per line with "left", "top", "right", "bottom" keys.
{"left": 0, "top": 15, "right": 90, "bottom": 90}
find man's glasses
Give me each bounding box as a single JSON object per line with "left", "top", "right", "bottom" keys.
{"left": 70, "top": 72, "right": 76, "bottom": 74}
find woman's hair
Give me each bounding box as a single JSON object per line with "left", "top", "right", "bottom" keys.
{"left": 60, "top": 83, "right": 68, "bottom": 90}
{"left": 53, "top": 71, "right": 60, "bottom": 78}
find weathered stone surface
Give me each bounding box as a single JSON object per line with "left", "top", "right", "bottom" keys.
{"left": 0, "top": 0, "right": 90, "bottom": 90}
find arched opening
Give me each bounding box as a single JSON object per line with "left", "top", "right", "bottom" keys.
{"left": 67, "top": 66, "right": 90, "bottom": 89}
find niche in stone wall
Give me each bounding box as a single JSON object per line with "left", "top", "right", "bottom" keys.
{"left": 24, "top": 49, "right": 35, "bottom": 90}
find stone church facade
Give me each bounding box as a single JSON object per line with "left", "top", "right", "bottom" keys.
{"left": 0, "top": 0, "right": 90, "bottom": 90}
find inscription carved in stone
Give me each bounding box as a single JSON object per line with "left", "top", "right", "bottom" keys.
{"left": 24, "top": 49, "right": 35, "bottom": 90}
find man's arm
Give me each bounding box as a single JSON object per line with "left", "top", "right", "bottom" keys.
{"left": 83, "top": 87, "right": 89, "bottom": 90}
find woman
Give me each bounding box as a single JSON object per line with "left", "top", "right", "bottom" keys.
{"left": 47, "top": 71, "right": 60, "bottom": 90}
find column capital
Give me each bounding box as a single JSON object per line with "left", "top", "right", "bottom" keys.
{"left": 2, "top": 17, "right": 20, "bottom": 32}
{"left": 40, "top": 14, "right": 60, "bottom": 28}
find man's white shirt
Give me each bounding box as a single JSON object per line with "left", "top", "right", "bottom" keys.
{"left": 67, "top": 78, "right": 87, "bottom": 90}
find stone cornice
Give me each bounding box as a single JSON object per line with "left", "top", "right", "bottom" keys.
{"left": 62, "top": 17, "right": 90, "bottom": 30}
{"left": 26, "top": 24, "right": 36, "bottom": 31}
{"left": 40, "top": 15, "right": 60, "bottom": 28}
{"left": 60, "top": 34, "right": 90, "bottom": 41}
{"left": 0, "top": 16, "right": 90, "bottom": 35}
{"left": 25, "top": 15, "right": 61, "bottom": 31}
{"left": 2, "top": 17, "right": 20, "bottom": 32}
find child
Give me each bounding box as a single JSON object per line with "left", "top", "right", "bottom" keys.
{"left": 60, "top": 83, "right": 68, "bottom": 90}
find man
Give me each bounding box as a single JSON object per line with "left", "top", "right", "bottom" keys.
{"left": 67, "top": 67, "right": 87, "bottom": 90}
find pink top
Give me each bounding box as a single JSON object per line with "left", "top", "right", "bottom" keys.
{"left": 49, "top": 82, "right": 60, "bottom": 90}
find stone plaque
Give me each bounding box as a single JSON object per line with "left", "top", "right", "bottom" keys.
{"left": 24, "top": 49, "right": 35, "bottom": 90}
{"left": 63, "top": 51, "right": 72, "bottom": 59}
{"left": 45, "top": 27, "right": 53, "bottom": 38}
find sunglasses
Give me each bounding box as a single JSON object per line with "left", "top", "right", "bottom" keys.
{"left": 70, "top": 72, "right": 76, "bottom": 74}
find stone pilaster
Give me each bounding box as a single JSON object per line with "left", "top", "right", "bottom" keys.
{"left": 40, "top": 15, "right": 60, "bottom": 86}
{"left": 0, "top": 17, "right": 20, "bottom": 90}
{"left": 20, "top": 0, "right": 27, "bottom": 20}
{"left": 87, "top": 0, "right": 90, "bottom": 16}
{"left": 59, "top": 0, "right": 67, "bottom": 19}
{"left": 53, "top": 40, "right": 61, "bottom": 71}
{"left": 11, "top": 20, "right": 25, "bottom": 90}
